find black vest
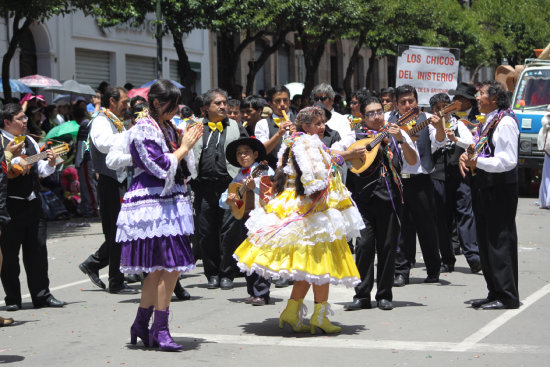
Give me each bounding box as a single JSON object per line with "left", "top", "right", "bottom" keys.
{"left": 473, "top": 112, "right": 518, "bottom": 189}
{"left": 389, "top": 112, "right": 434, "bottom": 172}
{"left": 8, "top": 137, "right": 40, "bottom": 198}
{"left": 266, "top": 117, "right": 282, "bottom": 169}
{"left": 432, "top": 125, "right": 465, "bottom": 181}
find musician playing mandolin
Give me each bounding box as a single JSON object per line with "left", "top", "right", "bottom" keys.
{"left": 0, "top": 103, "right": 65, "bottom": 310}
{"left": 344, "top": 97, "right": 417, "bottom": 311}
{"left": 219, "top": 137, "right": 274, "bottom": 304}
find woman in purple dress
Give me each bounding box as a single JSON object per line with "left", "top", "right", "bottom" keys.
{"left": 116, "top": 80, "right": 203, "bottom": 351}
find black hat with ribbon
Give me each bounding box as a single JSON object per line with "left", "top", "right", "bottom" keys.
{"left": 448, "top": 82, "right": 477, "bottom": 101}
{"left": 225, "top": 137, "right": 267, "bottom": 168}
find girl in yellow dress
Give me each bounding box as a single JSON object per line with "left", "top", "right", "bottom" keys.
{"left": 233, "top": 106, "right": 364, "bottom": 334}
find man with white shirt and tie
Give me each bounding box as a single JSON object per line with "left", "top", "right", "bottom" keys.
{"left": 190, "top": 88, "right": 248, "bottom": 290}
{"left": 392, "top": 85, "right": 446, "bottom": 287}
{"left": 79, "top": 87, "right": 139, "bottom": 295}
{"left": 254, "top": 86, "right": 294, "bottom": 170}
{"left": 459, "top": 80, "right": 520, "bottom": 310}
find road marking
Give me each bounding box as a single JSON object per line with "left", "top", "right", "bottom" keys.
{"left": 452, "top": 282, "right": 550, "bottom": 352}
{"left": 0, "top": 274, "right": 108, "bottom": 306}
{"left": 170, "top": 332, "right": 549, "bottom": 354}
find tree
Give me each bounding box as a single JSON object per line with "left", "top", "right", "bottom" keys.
{"left": 1, "top": 0, "right": 84, "bottom": 102}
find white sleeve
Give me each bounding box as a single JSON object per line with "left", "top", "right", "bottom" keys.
{"left": 90, "top": 115, "right": 120, "bottom": 154}
{"left": 106, "top": 131, "right": 132, "bottom": 170}
{"left": 254, "top": 119, "right": 270, "bottom": 143}
{"left": 455, "top": 120, "right": 474, "bottom": 149}
{"left": 28, "top": 137, "right": 56, "bottom": 178}
{"left": 429, "top": 125, "right": 447, "bottom": 153}
{"left": 476, "top": 116, "right": 519, "bottom": 173}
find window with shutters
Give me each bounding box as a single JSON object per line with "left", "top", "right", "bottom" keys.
{"left": 125, "top": 55, "right": 156, "bottom": 87}
{"left": 75, "top": 49, "right": 111, "bottom": 89}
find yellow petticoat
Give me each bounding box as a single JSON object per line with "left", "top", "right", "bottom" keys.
{"left": 234, "top": 173, "right": 363, "bottom": 287}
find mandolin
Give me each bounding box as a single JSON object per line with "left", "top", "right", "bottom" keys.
{"left": 7, "top": 143, "right": 70, "bottom": 179}
{"left": 400, "top": 100, "right": 461, "bottom": 139}
{"left": 347, "top": 107, "right": 420, "bottom": 175}
{"left": 227, "top": 160, "right": 269, "bottom": 219}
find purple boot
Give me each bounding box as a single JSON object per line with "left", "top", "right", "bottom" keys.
{"left": 130, "top": 306, "right": 154, "bottom": 347}
{"left": 149, "top": 307, "right": 182, "bottom": 351}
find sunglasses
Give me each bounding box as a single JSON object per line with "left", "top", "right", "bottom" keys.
{"left": 313, "top": 96, "right": 328, "bottom": 102}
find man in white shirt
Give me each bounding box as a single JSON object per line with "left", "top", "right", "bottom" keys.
{"left": 429, "top": 93, "right": 481, "bottom": 275}
{"left": 459, "top": 80, "right": 520, "bottom": 310}
{"left": 254, "top": 86, "right": 294, "bottom": 170}
{"left": 392, "top": 85, "right": 446, "bottom": 287}
{"left": 79, "top": 87, "right": 138, "bottom": 295}
{"left": 0, "top": 103, "right": 66, "bottom": 310}
{"left": 311, "top": 83, "right": 355, "bottom": 151}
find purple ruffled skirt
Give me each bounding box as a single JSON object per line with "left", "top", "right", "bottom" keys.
{"left": 116, "top": 173, "right": 195, "bottom": 274}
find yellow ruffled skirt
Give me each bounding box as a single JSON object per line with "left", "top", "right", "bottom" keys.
{"left": 233, "top": 175, "right": 364, "bottom": 287}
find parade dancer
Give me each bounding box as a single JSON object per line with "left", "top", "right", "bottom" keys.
{"left": 116, "top": 80, "right": 203, "bottom": 350}
{"left": 234, "top": 107, "right": 364, "bottom": 334}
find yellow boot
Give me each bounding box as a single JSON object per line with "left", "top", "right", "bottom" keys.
{"left": 279, "top": 298, "right": 310, "bottom": 333}
{"left": 310, "top": 302, "right": 341, "bottom": 334}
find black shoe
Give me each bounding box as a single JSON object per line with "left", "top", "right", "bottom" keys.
{"left": 109, "top": 282, "right": 139, "bottom": 294}
{"left": 344, "top": 298, "right": 372, "bottom": 311}
{"left": 250, "top": 297, "right": 266, "bottom": 306}
{"left": 42, "top": 296, "right": 66, "bottom": 308}
{"left": 275, "top": 278, "right": 290, "bottom": 288}
{"left": 124, "top": 273, "right": 141, "bottom": 284}
{"left": 220, "top": 277, "right": 233, "bottom": 290}
{"left": 480, "top": 300, "right": 506, "bottom": 310}
{"left": 79, "top": 263, "right": 106, "bottom": 289}
{"left": 424, "top": 276, "right": 440, "bottom": 283}
{"left": 471, "top": 298, "right": 491, "bottom": 308}
{"left": 5, "top": 304, "right": 20, "bottom": 312}
{"left": 377, "top": 299, "right": 393, "bottom": 310}
{"left": 207, "top": 276, "right": 220, "bottom": 289}
{"left": 174, "top": 282, "right": 191, "bottom": 300}
{"left": 393, "top": 274, "right": 409, "bottom": 287}
{"left": 470, "top": 261, "right": 482, "bottom": 274}
{"left": 440, "top": 263, "right": 454, "bottom": 273}
{"left": 454, "top": 247, "right": 463, "bottom": 256}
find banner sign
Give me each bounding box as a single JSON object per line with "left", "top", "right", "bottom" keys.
{"left": 396, "top": 45, "right": 460, "bottom": 106}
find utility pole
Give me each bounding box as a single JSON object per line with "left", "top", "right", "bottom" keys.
{"left": 156, "top": 0, "right": 162, "bottom": 79}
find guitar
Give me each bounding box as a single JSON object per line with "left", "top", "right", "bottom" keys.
{"left": 400, "top": 100, "right": 461, "bottom": 139}
{"left": 466, "top": 144, "right": 477, "bottom": 176}
{"left": 347, "top": 107, "right": 420, "bottom": 175}
{"left": 7, "top": 143, "right": 70, "bottom": 179}
{"left": 227, "top": 160, "right": 269, "bottom": 219}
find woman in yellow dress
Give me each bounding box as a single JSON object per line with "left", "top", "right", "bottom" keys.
{"left": 234, "top": 106, "right": 364, "bottom": 334}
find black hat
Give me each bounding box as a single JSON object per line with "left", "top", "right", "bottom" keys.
{"left": 225, "top": 137, "right": 267, "bottom": 168}
{"left": 312, "top": 102, "right": 332, "bottom": 120}
{"left": 448, "top": 82, "right": 476, "bottom": 101}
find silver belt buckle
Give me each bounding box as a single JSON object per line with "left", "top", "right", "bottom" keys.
{"left": 401, "top": 173, "right": 411, "bottom": 179}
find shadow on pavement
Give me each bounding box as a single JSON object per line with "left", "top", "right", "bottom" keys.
{"left": 239, "top": 317, "right": 367, "bottom": 337}
{"left": 125, "top": 336, "right": 207, "bottom": 352}
{"left": 0, "top": 355, "right": 25, "bottom": 363}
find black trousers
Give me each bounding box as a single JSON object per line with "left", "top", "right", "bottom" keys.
{"left": 434, "top": 174, "right": 480, "bottom": 267}
{"left": 472, "top": 182, "right": 519, "bottom": 307}
{"left": 0, "top": 198, "right": 52, "bottom": 306}
{"left": 395, "top": 174, "right": 441, "bottom": 278}
{"left": 219, "top": 210, "right": 245, "bottom": 279}
{"left": 193, "top": 181, "right": 230, "bottom": 279}
{"left": 82, "top": 175, "right": 124, "bottom": 288}
{"left": 354, "top": 195, "right": 401, "bottom": 302}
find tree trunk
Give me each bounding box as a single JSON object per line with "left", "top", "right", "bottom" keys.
{"left": 469, "top": 61, "right": 487, "bottom": 83}
{"left": 343, "top": 30, "right": 366, "bottom": 102}
{"left": 366, "top": 47, "right": 377, "bottom": 91}
{"left": 300, "top": 34, "right": 328, "bottom": 99}
{"left": 2, "top": 16, "right": 32, "bottom": 103}
{"left": 171, "top": 30, "right": 196, "bottom": 105}
{"left": 245, "top": 30, "right": 289, "bottom": 95}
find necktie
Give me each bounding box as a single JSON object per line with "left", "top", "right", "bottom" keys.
{"left": 208, "top": 121, "right": 224, "bottom": 132}
{"left": 241, "top": 167, "right": 251, "bottom": 175}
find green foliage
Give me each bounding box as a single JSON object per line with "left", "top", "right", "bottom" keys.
{"left": 0, "top": 0, "right": 76, "bottom": 22}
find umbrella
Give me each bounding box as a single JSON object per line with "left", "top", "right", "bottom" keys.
{"left": 140, "top": 79, "right": 184, "bottom": 89}
{"left": 285, "top": 82, "right": 304, "bottom": 99}
{"left": 44, "top": 80, "right": 96, "bottom": 96}
{"left": 18, "top": 75, "right": 62, "bottom": 88}
{"left": 0, "top": 78, "right": 34, "bottom": 94}
{"left": 45, "top": 120, "right": 80, "bottom": 142}
{"left": 128, "top": 87, "right": 150, "bottom": 100}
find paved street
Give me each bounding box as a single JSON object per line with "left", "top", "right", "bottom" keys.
{"left": 1, "top": 197, "right": 549, "bottom": 366}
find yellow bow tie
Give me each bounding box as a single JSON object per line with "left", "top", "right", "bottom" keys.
{"left": 208, "top": 121, "right": 224, "bottom": 132}
{"left": 273, "top": 117, "right": 281, "bottom": 127}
